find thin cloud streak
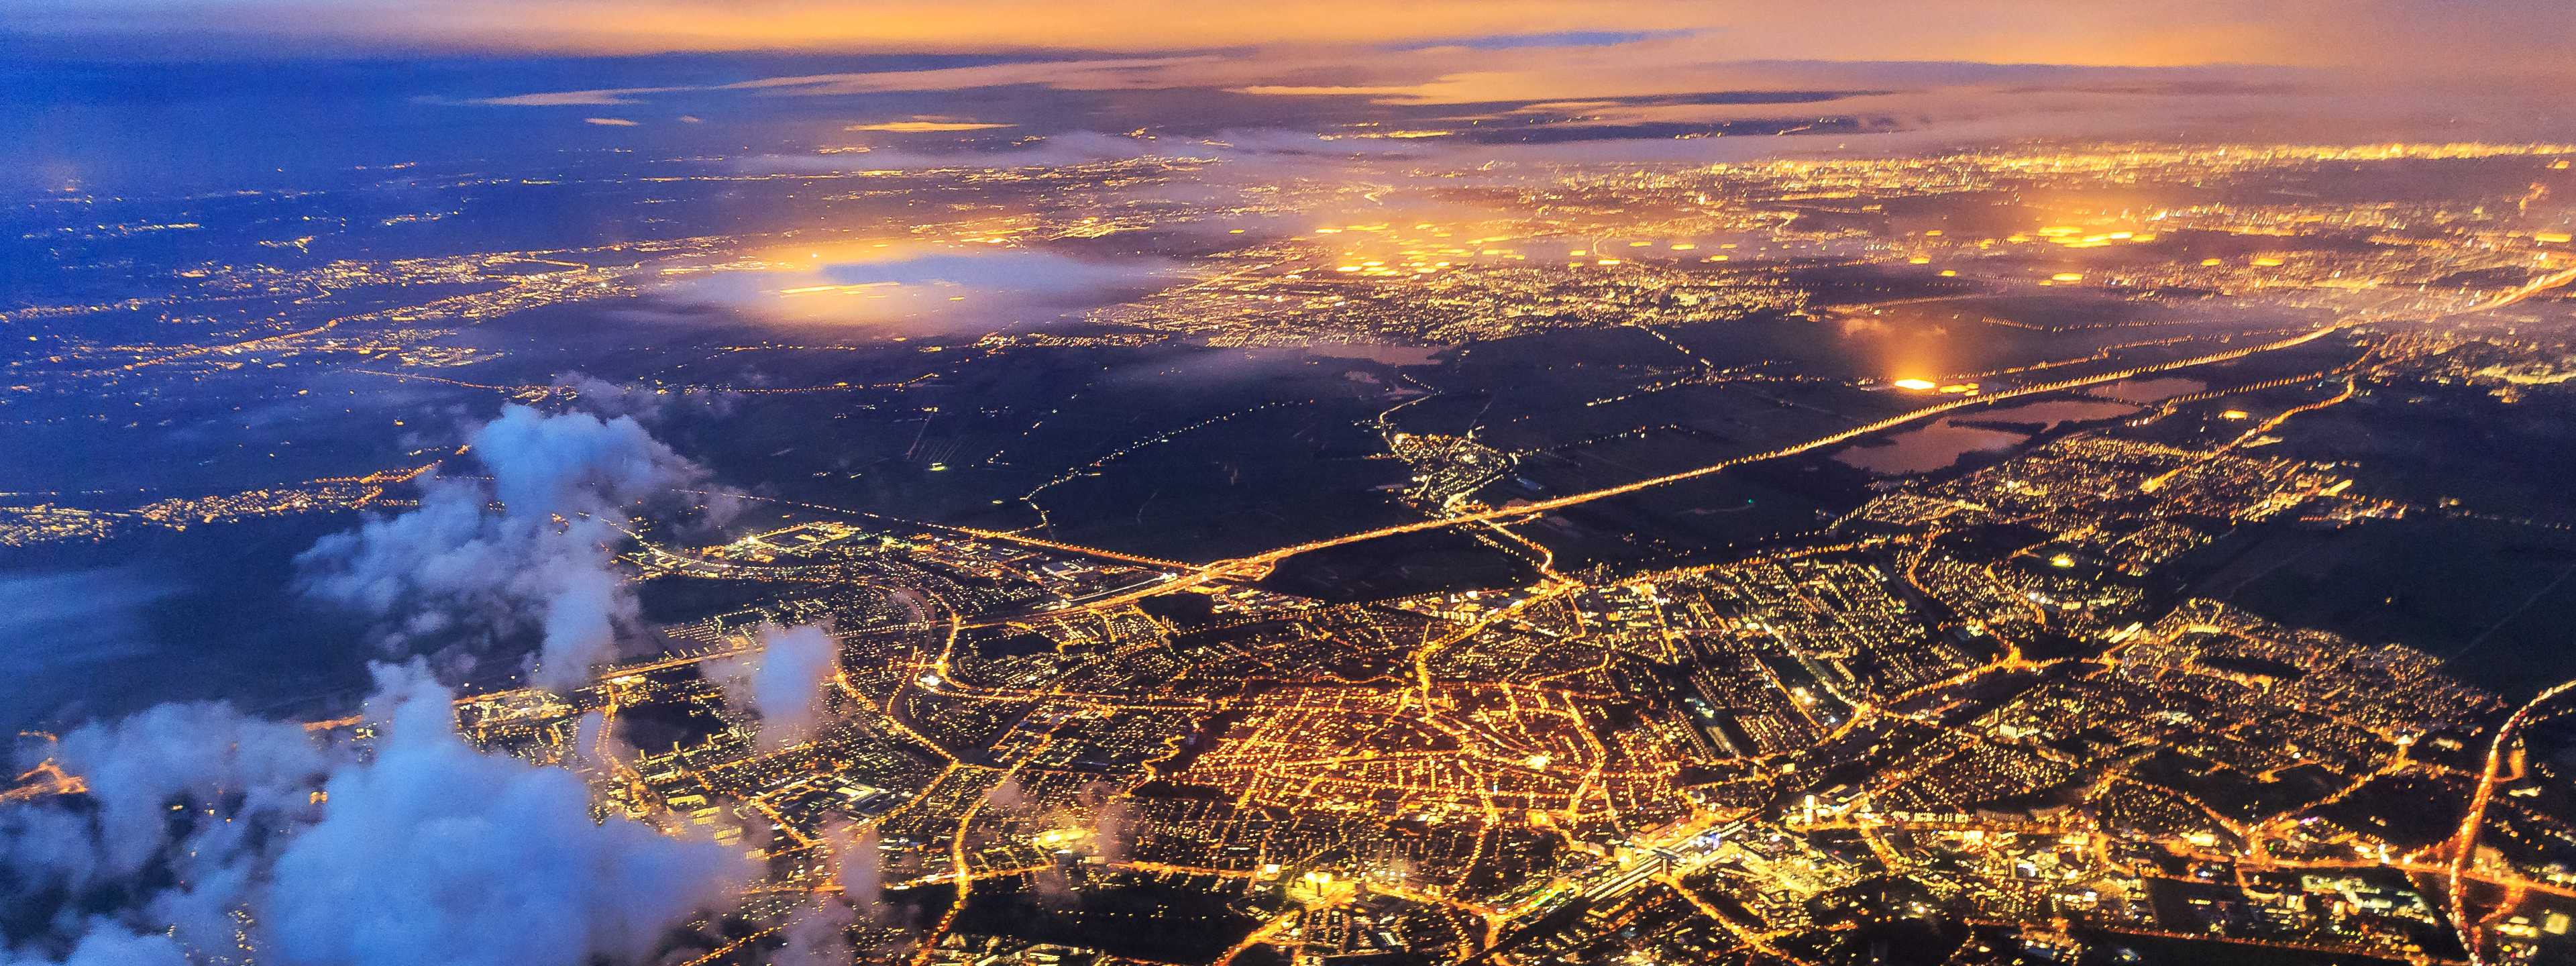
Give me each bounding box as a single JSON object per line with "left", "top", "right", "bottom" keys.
{"left": 7, "top": 0, "right": 2573, "bottom": 84}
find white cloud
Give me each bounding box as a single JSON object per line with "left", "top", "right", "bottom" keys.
{"left": 708, "top": 623, "right": 839, "bottom": 750}
{"left": 1, "top": 662, "right": 750, "bottom": 966}
{"left": 296, "top": 405, "right": 708, "bottom": 690}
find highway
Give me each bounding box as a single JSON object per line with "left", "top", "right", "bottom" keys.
{"left": 643, "top": 264, "right": 2576, "bottom": 624}
{"left": 2447, "top": 676, "right": 2576, "bottom": 965}
{"left": 1001, "top": 311, "right": 2388, "bottom": 619}
{"left": 1030, "top": 263, "right": 2576, "bottom": 617}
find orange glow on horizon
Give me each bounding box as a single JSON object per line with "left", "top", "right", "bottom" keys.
{"left": 32, "top": 0, "right": 2559, "bottom": 89}
{"left": 845, "top": 120, "right": 1015, "bottom": 132}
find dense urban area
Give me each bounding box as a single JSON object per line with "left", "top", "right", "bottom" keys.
{"left": 8, "top": 136, "right": 2576, "bottom": 966}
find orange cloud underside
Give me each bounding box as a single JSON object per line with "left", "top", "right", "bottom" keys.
{"left": 845, "top": 121, "right": 1015, "bottom": 132}
{"left": 105, "top": 0, "right": 2568, "bottom": 78}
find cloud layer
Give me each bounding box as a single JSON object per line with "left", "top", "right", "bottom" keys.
{"left": 0, "top": 663, "right": 749, "bottom": 966}
{"left": 11, "top": 1, "right": 2573, "bottom": 82}
{"left": 265, "top": 665, "right": 749, "bottom": 966}
{"left": 295, "top": 405, "right": 707, "bottom": 690}
{"left": 708, "top": 623, "right": 839, "bottom": 750}
{"left": 663, "top": 244, "right": 1175, "bottom": 333}
{"left": 7, "top": 405, "right": 747, "bottom": 963}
